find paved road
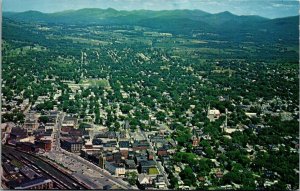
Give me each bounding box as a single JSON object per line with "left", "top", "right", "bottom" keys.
{"left": 2, "top": 146, "right": 87, "bottom": 189}
{"left": 22, "top": 103, "right": 32, "bottom": 115}
{"left": 55, "top": 112, "right": 65, "bottom": 151}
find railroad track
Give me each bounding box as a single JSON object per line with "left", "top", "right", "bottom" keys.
{"left": 2, "top": 146, "right": 89, "bottom": 190}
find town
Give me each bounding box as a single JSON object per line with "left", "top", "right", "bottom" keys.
{"left": 1, "top": 6, "right": 299, "bottom": 191}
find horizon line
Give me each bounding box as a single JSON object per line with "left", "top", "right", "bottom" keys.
{"left": 4, "top": 7, "right": 299, "bottom": 19}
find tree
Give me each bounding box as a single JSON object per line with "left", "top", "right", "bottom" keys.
{"left": 179, "top": 166, "right": 196, "bottom": 186}
{"left": 155, "top": 111, "right": 166, "bottom": 121}
{"left": 195, "top": 159, "right": 211, "bottom": 176}
{"left": 125, "top": 171, "right": 137, "bottom": 185}
{"left": 120, "top": 104, "right": 132, "bottom": 114}
{"left": 38, "top": 116, "right": 49, "bottom": 124}
{"left": 176, "top": 131, "right": 192, "bottom": 147}
{"left": 168, "top": 173, "right": 179, "bottom": 189}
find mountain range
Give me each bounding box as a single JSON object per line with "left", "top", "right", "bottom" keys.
{"left": 3, "top": 8, "right": 299, "bottom": 43}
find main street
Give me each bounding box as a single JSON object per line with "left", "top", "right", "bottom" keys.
{"left": 54, "top": 112, "right": 65, "bottom": 151}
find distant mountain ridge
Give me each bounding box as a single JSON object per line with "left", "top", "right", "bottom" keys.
{"left": 3, "top": 8, "right": 298, "bottom": 43}
{"left": 3, "top": 8, "right": 268, "bottom": 24}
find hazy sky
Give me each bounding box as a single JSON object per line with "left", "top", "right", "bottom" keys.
{"left": 3, "top": 0, "right": 299, "bottom": 18}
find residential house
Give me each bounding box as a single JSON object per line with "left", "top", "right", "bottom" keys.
{"left": 138, "top": 174, "right": 154, "bottom": 190}
{"left": 154, "top": 175, "right": 166, "bottom": 189}
{"left": 207, "top": 108, "right": 221, "bottom": 122}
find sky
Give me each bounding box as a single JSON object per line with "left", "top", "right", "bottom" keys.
{"left": 2, "top": 0, "right": 299, "bottom": 19}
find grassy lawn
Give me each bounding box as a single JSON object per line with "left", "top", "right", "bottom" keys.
{"left": 148, "top": 167, "right": 159, "bottom": 175}
{"left": 80, "top": 79, "right": 110, "bottom": 88}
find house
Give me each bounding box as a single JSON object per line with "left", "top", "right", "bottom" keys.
{"left": 245, "top": 112, "right": 257, "bottom": 118}
{"left": 147, "top": 150, "right": 154, "bottom": 160}
{"left": 161, "top": 155, "right": 170, "bottom": 165}
{"left": 169, "top": 140, "right": 177, "bottom": 147}
{"left": 191, "top": 135, "right": 200, "bottom": 147}
{"left": 137, "top": 174, "right": 154, "bottom": 190}
{"left": 215, "top": 171, "right": 224, "bottom": 179}
{"left": 154, "top": 175, "right": 166, "bottom": 189}
{"left": 207, "top": 108, "right": 220, "bottom": 122}
{"left": 157, "top": 147, "right": 168, "bottom": 157}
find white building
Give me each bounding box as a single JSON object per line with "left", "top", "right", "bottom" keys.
{"left": 207, "top": 108, "right": 220, "bottom": 122}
